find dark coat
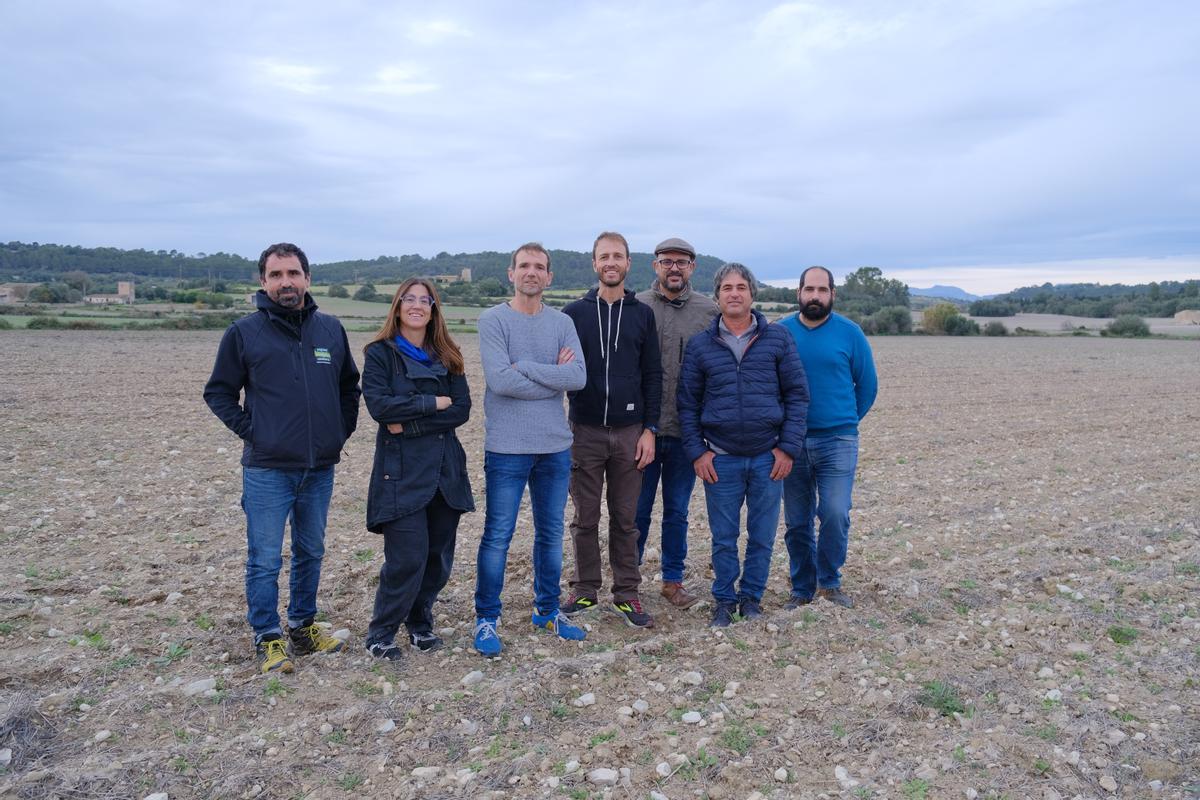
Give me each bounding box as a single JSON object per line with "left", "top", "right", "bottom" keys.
{"left": 677, "top": 309, "right": 809, "bottom": 462}
{"left": 203, "top": 291, "right": 360, "bottom": 469}
{"left": 562, "top": 288, "right": 662, "bottom": 428}
{"left": 362, "top": 339, "right": 474, "bottom": 532}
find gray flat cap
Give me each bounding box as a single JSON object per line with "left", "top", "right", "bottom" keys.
{"left": 653, "top": 237, "right": 696, "bottom": 259}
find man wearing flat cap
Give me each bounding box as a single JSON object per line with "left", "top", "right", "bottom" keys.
{"left": 634, "top": 238, "right": 719, "bottom": 609}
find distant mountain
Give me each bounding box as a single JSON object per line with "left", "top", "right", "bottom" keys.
{"left": 909, "top": 285, "right": 980, "bottom": 301}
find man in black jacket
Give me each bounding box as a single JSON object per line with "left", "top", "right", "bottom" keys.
{"left": 562, "top": 232, "right": 663, "bottom": 628}
{"left": 203, "top": 242, "right": 361, "bottom": 674}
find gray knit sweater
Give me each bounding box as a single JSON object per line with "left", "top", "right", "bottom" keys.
{"left": 478, "top": 302, "right": 587, "bottom": 454}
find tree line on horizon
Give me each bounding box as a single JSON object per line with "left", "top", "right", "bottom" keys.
{"left": 970, "top": 280, "right": 1200, "bottom": 318}
{"left": 4, "top": 240, "right": 1192, "bottom": 323}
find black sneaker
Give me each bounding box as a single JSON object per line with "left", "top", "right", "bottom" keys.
{"left": 709, "top": 602, "right": 737, "bottom": 628}
{"left": 738, "top": 599, "right": 763, "bottom": 620}
{"left": 784, "top": 595, "right": 814, "bottom": 610}
{"left": 367, "top": 642, "right": 404, "bottom": 661}
{"left": 409, "top": 631, "right": 443, "bottom": 652}
{"left": 562, "top": 595, "right": 599, "bottom": 617}
{"left": 612, "top": 598, "right": 655, "bottom": 628}
{"left": 817, "top": 587, "right": 854, "bottom": 609}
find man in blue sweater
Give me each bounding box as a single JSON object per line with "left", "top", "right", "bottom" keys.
{"left": 204, "top": 243, "right": 361, "bottom": 673}
{"left": 777, "top": 267, "right": 878, "bottom": 609}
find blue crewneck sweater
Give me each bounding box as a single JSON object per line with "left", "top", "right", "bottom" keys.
{"left": 778, "top": 311, "right": 877, "bottom": 435}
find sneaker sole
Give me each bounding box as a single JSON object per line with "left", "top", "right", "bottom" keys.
{"left": 611, "top": 607, "right": 655, "bottom": 629}
{"left": 561, "top": 602, "right": 599, "bottom": 618}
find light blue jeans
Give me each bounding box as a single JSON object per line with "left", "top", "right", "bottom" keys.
{"left": 783, "top": 434, "right": 859, "bottom": 599}
{"left": 703, "top": 451, "right": 783, "bottom": 605}
{"left": 242, "top": 465, "right": 334, "bottom": 641}
{"left": 474, "top": 449, "right": 571, "bottom": 619}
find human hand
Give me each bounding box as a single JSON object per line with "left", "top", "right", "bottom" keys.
{"left": 635, "top": 429, "right": 656, "bottom": 470}
{"left": 693, "top": 451, "right": 717, "bottom": 484}
{"left": 770, "top": 447, "right": 793, "bottom": 480}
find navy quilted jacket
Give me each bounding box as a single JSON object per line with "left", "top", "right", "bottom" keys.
{"left": 677, "top": 309, "right": 809, "bottom": 462}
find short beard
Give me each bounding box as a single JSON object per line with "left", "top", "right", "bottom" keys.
{"left": 801, "top": 300, "right": 831, "bottom": 321}
{"left": 273, "top": 288, "right": 303, "bottom": 308}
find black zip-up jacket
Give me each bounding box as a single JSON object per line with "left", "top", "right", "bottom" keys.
{"left": 362, "top": 340, "right": 474, "bottom": 532}
{"left": 204, "top": 291, "right": 361, "bottom": 469}
{"left": 562, "top": 287, "right": 663, "bottom": 429}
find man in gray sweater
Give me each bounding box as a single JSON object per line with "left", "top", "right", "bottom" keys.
{"left": 472, "top": 242, "right": 589, "bottom": 656}
{"left": 635, "top": 237, "right": 720, "bottom": 609}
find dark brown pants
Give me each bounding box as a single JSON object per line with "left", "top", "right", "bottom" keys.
{"left": 568, "top": 423, "right": 644, "bottom": 602}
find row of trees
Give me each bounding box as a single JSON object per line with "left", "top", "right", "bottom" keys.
{"left": 970, "top": 280, "right": 1199, "bottom": 318}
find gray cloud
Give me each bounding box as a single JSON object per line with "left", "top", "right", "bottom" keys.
{"left": 1, "top": 1, "right": 1197, "bottom": 292}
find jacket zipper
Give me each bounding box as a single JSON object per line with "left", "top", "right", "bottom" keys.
{"left": 714, "top": 327, "right": 761, "bottom": 450}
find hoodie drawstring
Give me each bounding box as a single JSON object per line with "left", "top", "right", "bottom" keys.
{"left": 594, "top": 295, "right": 626, "bottom": 426}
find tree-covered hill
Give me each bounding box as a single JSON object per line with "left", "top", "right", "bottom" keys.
{"left": 969, "top": 280, "right": 1200, "bottom": 318}
{"left": 0, "top": 241, "right": 725, "bottom": 290}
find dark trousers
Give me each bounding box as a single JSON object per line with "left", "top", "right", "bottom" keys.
{"left": 568, "top": 423, "right": 644, "bottom": 602}
{"left": 366, "top": 491, "right": 460, "bottom": 647}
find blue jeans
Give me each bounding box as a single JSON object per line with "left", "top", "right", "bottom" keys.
{"left": 474, "top": 449, "right": 571, "bottom": 619}
{"left": 703, "top": 451, "right": 783, "bottom": 605}
{"left": 783, "top": 435, "right": 859, "bottom": 599}
{"left": 635, "top": 436, "right": 696, "bottom": 583}
{"left": 242, "top": 465, "right": 334, "bottom": 641}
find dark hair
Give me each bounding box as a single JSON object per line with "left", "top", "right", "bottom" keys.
{"left": 799, "top": 266, "right": 836, "bottom": 291}
{"left": 510, "top": 242, "right": 552, "bottom": 271}
{"left": 712, "top": 262, "right": 758, "bottom": 300}
{"left": 592, "top": 231, "right": 629, "bottom": 260}
{"left": 258, "top": 243, "right": 309, "bottom": 278}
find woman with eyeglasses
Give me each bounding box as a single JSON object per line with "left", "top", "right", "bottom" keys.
{"left": 361, "top": 277, "right": 474, "bottom": 660}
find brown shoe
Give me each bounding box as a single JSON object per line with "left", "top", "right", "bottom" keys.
{"left": 661, "top": 582, "right": 700, "bottom": 609}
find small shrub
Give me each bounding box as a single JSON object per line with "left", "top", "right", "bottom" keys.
{"left": 982, "top": 321, "right": 1007, "bottom": 336}
{"left": 916, "top": 680, "right": 965, "bottom": 715}
{"left": 1105, "top": 315, "right": 1150, "bottom": 337}
{"left": 1107, "top": 625, "right": 1138, "bottom": 644}
{"left": 0, "top": 318, "right": 11, "bottom": 330}
{"left": 943, "top": 314, "right": 980, "bottom": 336}
{"left": 328, "top": 283, "right": 349, "bottom": 298}
{"left": 26, "top": 316, "right": 64, "bottom": 329}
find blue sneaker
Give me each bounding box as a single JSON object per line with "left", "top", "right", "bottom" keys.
{"left": 473, "top": 617, "right": 502, "bottom": 656}
{"left": 531, "top": 608, "right": 587, "bottom": 641}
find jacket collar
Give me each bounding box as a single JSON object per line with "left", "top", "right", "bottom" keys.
{"left": 584, "top": 286, "right": 637, "bottom": 305}
{"left": 651, "top": 281, "right": 698, "bottom": 308}
{"left": 709, "top": 307, "right": 767, "bottom": 336}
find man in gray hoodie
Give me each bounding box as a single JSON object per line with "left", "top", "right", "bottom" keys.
{"left": 634, "top": 238, "right": 720, "bottom": 609}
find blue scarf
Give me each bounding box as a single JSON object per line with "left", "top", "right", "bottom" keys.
{"left": 394, "top": 335, "right": 433, "bottom": 365}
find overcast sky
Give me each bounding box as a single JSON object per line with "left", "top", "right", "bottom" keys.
{"left": 2, "top": 1, "right": 1197, "bottom": 294}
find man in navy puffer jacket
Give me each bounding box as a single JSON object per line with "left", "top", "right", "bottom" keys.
{"left": 204, "top": 242, "right": 361, "bottom": 674}
{"left": 677, "top": 263, "right": 808, "bottom": 627}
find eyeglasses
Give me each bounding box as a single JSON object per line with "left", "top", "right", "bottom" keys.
{"left": 656, "top": 258, "right": 693, "bottom": 269}
{"left": 400, "top": 294, "right": 435, "bottom": 307}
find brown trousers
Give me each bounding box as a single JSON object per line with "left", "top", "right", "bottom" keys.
{"left": 568, "top": 423, "right": 645, "bottom": 602}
